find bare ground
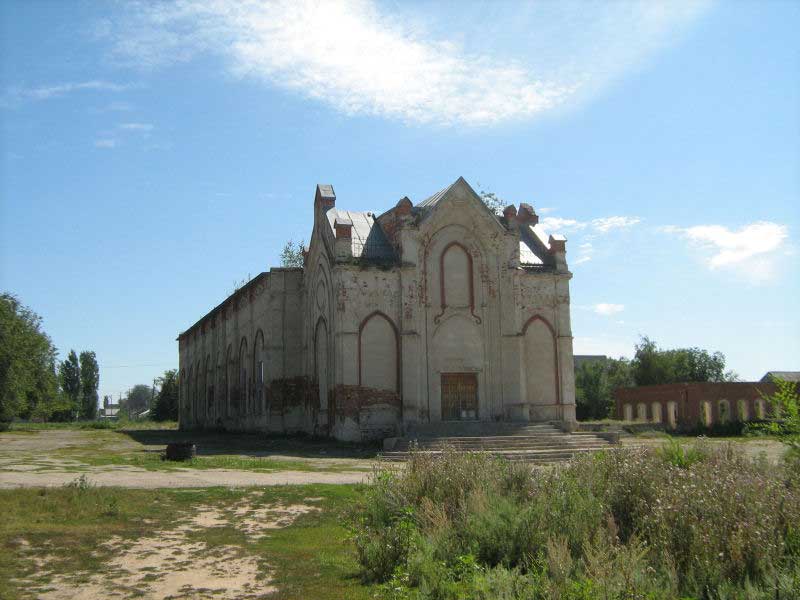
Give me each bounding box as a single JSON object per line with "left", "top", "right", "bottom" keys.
{"left": 11, "top": 492, "right": 324, "bottom": 599}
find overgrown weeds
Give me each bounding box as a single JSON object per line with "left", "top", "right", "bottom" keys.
{"left": 352, "top": 441, "right": 800, "bottom": 599}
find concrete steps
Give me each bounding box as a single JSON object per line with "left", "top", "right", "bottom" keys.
{"left": 381, "top": 422, "right": 617, "bottom": 464}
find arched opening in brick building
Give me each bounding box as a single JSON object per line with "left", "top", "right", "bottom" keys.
{"left": 718, "top": 399, "right": 731, "bottom": 424}
{"left": 651, "top": 402, "right": 662, "bottom": 423}
{"left": 623, "top": 403, "right": 633, "bottom": 421}
{"left": 667, "top": 401, "right": 678, "bottom": 428}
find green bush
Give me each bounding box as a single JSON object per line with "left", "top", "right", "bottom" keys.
{"left": 353, "top": 442, "right": 800, "bottom": 599}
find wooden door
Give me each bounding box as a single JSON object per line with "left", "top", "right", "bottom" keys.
{"left": 441, "top": 373, "right": 478, "bottom": 421}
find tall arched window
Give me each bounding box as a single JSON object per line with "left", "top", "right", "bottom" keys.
{"left": 253, "top": 330, "right": 266, "bottom": 415}
{"left": 239, "top": 337, "right": 248, "bottom": 415}
{"left": 358, "top": 312, "right": 398, "bottom": 392}
{"left": 225, "top": 344, "right": 233, "bottom": 417}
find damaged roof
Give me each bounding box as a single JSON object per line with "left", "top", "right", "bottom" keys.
{"left": 326, "top": 208, "right": 396, "bottom": 261}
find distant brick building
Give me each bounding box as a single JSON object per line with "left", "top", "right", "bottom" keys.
{"left": 614, "top": 382, "right": 783, "bottom": 428}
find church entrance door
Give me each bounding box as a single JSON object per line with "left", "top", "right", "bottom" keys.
{"left": 441, "top": 373, "right": 478, "bottom": 420}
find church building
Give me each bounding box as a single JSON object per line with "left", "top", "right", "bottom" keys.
{"left": 178, "top": 178, "right": 577, "bottom": 441}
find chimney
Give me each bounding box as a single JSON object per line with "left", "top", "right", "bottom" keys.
{"left": 395, "top": 196, "right": 413, "bottom": 216}
{"left": 334, "top": 216, "right": 353, "bottom": 260}
{"left": 548, "top": 234, "right": 567, "bottom": 272}
{"left": 516, "top": 203, "right": 539, "bottom": 226}
{"left": 315, "top": 184, "right": 336, "bottom": 210}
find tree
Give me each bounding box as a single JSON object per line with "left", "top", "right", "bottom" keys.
{"left": 79, "top": 351, "right": 99, "bottom": 420}
{"left": 0, "top": 293, "right": 59, "bottom": 424}
{"left": 630, "top": 336, "right": 732, "bottom": 386}
{"left": 280, "top": 240, "right": 305, "bottom": 268}
{"left": 123, "top": 384, "right": 152, "bottom": 416}
{"left": 152, "top": 369, "right": 179, "bottom": 422}
{"left": 575, "top": 357, "right": 634, "bottom": 420}
{"left": 57, "top": 350, "right": 81, "bottom": 421}
{"left": 477, "top": 187, "right": 506, "bottom": 215}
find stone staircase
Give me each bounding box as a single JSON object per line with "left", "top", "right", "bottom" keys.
{"left": 381, "top": 422, "right": 618, "bottom": 464}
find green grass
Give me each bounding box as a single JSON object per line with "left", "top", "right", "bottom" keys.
{"left": 6, "top": 420, "right": 179, "bottom": 431}
{"left": 0, "top": 483, "right": 376, "bottom": 600}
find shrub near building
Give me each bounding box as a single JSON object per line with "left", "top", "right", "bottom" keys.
{"left": 352, "top": 446, "right": 800, "bottom": 599}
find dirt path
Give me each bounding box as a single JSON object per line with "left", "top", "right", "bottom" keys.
{"left": 0, "top": 468, "right": 369, "bottom": 489}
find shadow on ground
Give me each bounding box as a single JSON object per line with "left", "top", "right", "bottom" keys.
{"left": 118, "top": 429, "right": 381, "bottom": 459}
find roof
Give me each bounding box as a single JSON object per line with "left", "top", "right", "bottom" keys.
{"left": 326, "top": 208, "right": 396, "bottom": 261}
{"left": 417, "top": 180, "right": 458, "bottom": 208}
{"left": 519, "top": 223, "right": 554, "bottom": 267}
{"left": 760, "top": 371, "right": 800, "bottom": 383}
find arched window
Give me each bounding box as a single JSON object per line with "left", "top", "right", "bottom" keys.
{"left": 636, "top": 403, "right": 647, "bottom": 422}
{"left": 623, "top": 403, "right": 633, "bottom": 421}
{"left": 651, "top": 402, "right": 662, "bottom": 423}
{"left": 358, "top": 312, "right": 398, "bottom": 392}
{"left": 205, "top": 355, "right": 213, "bottom": 421}
{"left": 666, "top": 401, "right": 678, "bottom": 428}
{"left": 718, "top": 399, "right": 730, "bottom": 424}
{"left": 225, "top": 344, "right": 233, "bottom": 417}
{"left": 315, "top": 317, "right": 329, "bottom": 411}
{"left": 253, "top": 329, "right": 266, "bottom": 414}
{"left": 737, "top": 399, "right": 749, "bottom": 422}
{"left": 754, "top": 398, "right": 766, "bottom": 420}
{"left": 239, "top": 337, "right": 248, "bottom": 415}
{"left": 701, "top": 401, "right": 713, "bottom": 426}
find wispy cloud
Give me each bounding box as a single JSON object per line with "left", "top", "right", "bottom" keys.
{"left": 94, "top": 138, "right": 117, "bottom": 149}
{"left": 119, "top": 122, "right": 154, "bottom": 133}
{"left": 662, "top": 221, "right": 790, "bottom": 283}
{"left": 93, "top": 122, "right": 155, "bottom": 149}
{"left": 98, "top": 0, "right": 711, "bottom": 126}
{"left": 540, "top": 215, "right": 642, "bottom": 234}
{"left": 594, "top": 303, "right": 625, "bottom": 316}
{"left": 3, "top": 80, "right": 133, "bottom": 106}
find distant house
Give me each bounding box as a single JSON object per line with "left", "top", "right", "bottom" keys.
{"left": 760, "top": 371, "right": 800, "bottom": 383}
{"left": 99, "top": 395, "right": 120, "bottom": 419}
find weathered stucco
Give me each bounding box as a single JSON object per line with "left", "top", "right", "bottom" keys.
{"left": 178, "top": 178, "right": 577, "bottom": 441}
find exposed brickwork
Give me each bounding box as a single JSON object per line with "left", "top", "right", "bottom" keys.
{"left": 332, "top": 384, "right": 400, "bottom": 418}
{"left": 267, "top": 376, "right": 319, "bottom": 415}
{"left": 613, "top": 382, "right": 791, "bottom": 427}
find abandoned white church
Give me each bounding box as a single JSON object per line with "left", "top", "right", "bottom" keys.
{"left": 178, "top": 178, "right": 577, "bottom": 441}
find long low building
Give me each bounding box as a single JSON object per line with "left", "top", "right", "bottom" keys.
{"left": 178, "top": 178, "right": 578, "bottom": 441}
{"left": 614, "top": 382, "right": 784, "bottom": 428}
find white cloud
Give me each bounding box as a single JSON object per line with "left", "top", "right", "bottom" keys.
{"left": 99, "top": 0, "right": 711, "bottom": 126}
{"left": 119, "top": 122, "right": 154, "bottom": 132}
{"left": 540, "top": 215, "right": 641, "bottom": 234}
{"left": 94, "top": 138, "right": 117, "bottom": 149}
{"left": 592, "top": 216, "right": 642, "bottom": 233}
{"left": 3, "top": 80, "right": 132, "bottom": 105}
{"left": 666, "top": 221, "right": 789, "bottom": 268}
{"left": 594, "top": 303, "right": 625, "bottom": 316}
{"left": 540, "top": 216, "right": 585, "bottom": 232}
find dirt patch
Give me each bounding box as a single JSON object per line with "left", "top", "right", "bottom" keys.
{"left": 15, "top": 496, "right": 324, "bottom": 599}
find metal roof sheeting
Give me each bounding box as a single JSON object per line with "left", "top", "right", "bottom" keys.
{"left": 326, "top": 208, "right": 396, "bottom": 261}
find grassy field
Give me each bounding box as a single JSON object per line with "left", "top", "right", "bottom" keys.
{"left": 0, "top": 482, "right": 376, "bottom": 600}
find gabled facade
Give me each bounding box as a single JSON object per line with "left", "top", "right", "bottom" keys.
{"left": 178, "top": 178, "right": 577, "bottom": 441}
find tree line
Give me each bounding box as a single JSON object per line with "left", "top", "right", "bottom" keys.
{"left": 1, "top": 293, "right": 180, "bottom": 426}
{"left": 1, "top": 293, "right": 101, "bottom": 424}
{"left": 575, "top": 336, "right": 740, "bottom": 420}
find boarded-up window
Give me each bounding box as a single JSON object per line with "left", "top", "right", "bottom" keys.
{"left": 441, "top": 244, "right": 471, "bottom": 308}
{"left": 524, "top": 318, "right": 557, "bottom": 406}
{"left": 359, "top": 313, "right": 397, "bottom": 392}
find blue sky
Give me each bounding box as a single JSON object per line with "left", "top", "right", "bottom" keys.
{"left": 1, "top": 0, "right": 798, "bottom": 401}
